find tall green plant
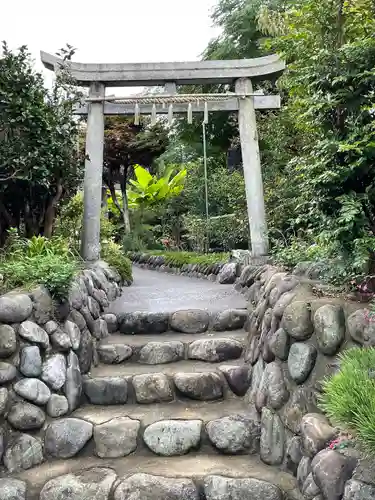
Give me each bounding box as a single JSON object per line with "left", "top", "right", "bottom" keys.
{"left": 127, "top": 165, "right": 187, "bottom": 209}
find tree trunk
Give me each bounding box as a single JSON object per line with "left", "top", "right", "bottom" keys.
{"left": 108, "top": 181, "right": 123, "bottom": 216}
{"left": 24, "top": 201, "right": 34, "bottom": 237}
{"left": 121, "top": 184, "right": 131, "bottom": 234}
{"left": 336, "top": 0, "right": 345, "bottom": 48}
{"left": 102, "top": 186, "right": 108, "bottom": 218}
{"left": 120, "top": 167, "right": 131, "bottom": 234}
{"left": 44, "top": 181, "right": 63, "bottom": 238}
{"left": 0, "top": 199, "right": 14, "bottom": 228}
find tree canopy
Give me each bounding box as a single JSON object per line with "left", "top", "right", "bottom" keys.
{"left": 0, "top": 43, "right": 82, "bottom": 241}
{"left": 161, "top": 0, "right": 375, "bottom": 284}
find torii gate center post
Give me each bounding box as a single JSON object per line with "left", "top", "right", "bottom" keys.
{"left": 41, "top": 52, "right": 285, "bottom": 262}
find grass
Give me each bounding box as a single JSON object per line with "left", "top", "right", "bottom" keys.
{"left": 319, "top": 347, "right": 375, "bottom": 454}
{"left": 133, "top": 250, "right": 230, "bottom": 268}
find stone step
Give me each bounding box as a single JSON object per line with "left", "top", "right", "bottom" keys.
{"left": 73, "top": 401, "right": 259, "bottom": 459}
{"left": 97, "top": 331, "right": 246, "bottom": 365}
{"left": 86, "top": 361, "right": 251, "bottom": 403}
{"left": 73, "top": 399, "right": 250, "bottom": 426}
{"left": 15, "top": 454, "right": 302, "bottom": 500}
{"left": 106, "top": 308, "right": 249, "bottom": 335}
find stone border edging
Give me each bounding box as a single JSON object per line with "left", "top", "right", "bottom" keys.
{"left": 113, "top": 308, "right": 249, "bottom": 335}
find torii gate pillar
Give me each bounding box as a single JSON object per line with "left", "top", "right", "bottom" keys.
{"left": 236, "top": 78, "right": 268, "bottom": 256}
{"left": 81, "top": 82, "right": 105, "bottom": 261}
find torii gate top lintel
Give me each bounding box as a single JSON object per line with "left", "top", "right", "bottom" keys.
{"left": 40, "top": 51, "right": 285, "bottom": 87}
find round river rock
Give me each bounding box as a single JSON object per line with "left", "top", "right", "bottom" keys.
{"left": 288, "top": 343, "right": 317, "bottom": 384}
{"left": 314, "top": 304, "right": 345, "bottom": 355}
{"left": 170, "top": 309, "right": 210, "bottom": 334}
{"left": 143, "top": 419, "right": 202, "bottom": 456}
{"left": 174, "top": 372, "right": 223, "bottom": 400}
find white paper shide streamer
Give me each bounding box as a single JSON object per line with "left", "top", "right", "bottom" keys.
{"left": 168, "top": 103, "right": 174, "bottom": 125}
{"left": 151, "top": 104, "right": 157, "bottom": 125}
{"left": 134, "top": 103, "right": 140, "bottom": 125}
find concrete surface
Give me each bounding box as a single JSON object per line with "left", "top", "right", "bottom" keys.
{"left": 107, "top": 267, "right": 247, "bottom": 315}
{"left": 72, "top": 400, "right": 249, "bottom": 426}
{"left": 90, "top": 359, "right": 240, "bottom": 377}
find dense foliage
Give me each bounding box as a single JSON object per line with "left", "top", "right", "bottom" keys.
{"left": 319, "top": 347, "right": 375, "bottom": 454}
{"left": 103, "top": 117, "right": 169, "bottom": 233}
{"left": 127, "top": 165, "right": 186, "bottom": 210}
{"left": 158, "top": 160, "right": 249, "bottom": 251}
{"left": 0, "top": 43, "right": 82, "bottom": 242}
{"left": 162, "top": 0, "right": 375, "bottom": 287}
{"left": 263, "top": 0, "right": 375, "bottom": 284}
{"left": 0, "top": 230, "right": 79, "bottom": 298}
{"left": 130, "top": 250, "right": 230, "bottom": 268}
{"left": 55, "top": 193, "right": 132, "bottom": 282}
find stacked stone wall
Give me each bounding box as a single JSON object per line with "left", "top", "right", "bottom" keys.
{"left": 0, "top": 260, "right": 123, "bottom": 474}
{"left": 237, "top": 263, "right": 375, "bottom": 500}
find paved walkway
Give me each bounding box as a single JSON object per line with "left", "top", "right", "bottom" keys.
{"left": 107, "top": 266, "right": 247, "bottom": 314}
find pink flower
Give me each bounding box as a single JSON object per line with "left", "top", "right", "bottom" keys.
{"left": 329, "top": 439, "right": 340, "bottom": 449}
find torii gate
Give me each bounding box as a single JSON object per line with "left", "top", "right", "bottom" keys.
{"left": 41, "top": 51, "right": 285, "bottom": 262}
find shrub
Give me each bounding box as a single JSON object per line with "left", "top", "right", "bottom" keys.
{"left": 319, "top": 347, "right": 375, "bottom": 454}
{"left": 122, "top": 222, "right": 163, "bottom": 252}
{"left": 183, "top": 214, "right": 249, "bottom": 252}
{"left": 271, "top": 236, "right": 328, "bottom": 269}
{"left": 0, "top": 255, "right": 79, "bottom": 299}
{"left": 102, "top": 240, "right": 132, "bottom": 283}
{"left": 137, "top": 250, "right": 230, "bottom": 268}
{"left": 0, "top": 231, "right": 79, "bottom": 299}
{"left": 56, "top": 193, "right": 117, "bottom": 248}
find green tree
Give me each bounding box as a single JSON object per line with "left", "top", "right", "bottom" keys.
{"left": 263, "top": 0, "right": 375, "bottom": 279}
{"left": 103, "top": 117, "right": 169, "bottom": 233}
{"left": 175, "top": 0, "right": 292, "bottom": 159}
{"left": 0, "top": 43, "right": 82, "bottom": 242}
{"left": 159, "top": 160, "right": 249, "bottom": 250}
{"left": 163, "top": 0, "right": 300, "bottom": 251}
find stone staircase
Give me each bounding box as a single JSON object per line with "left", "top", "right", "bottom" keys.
{"left": 5, "top": 310, "right": 301, "bottom": 500}
{"left": 9, "top": 308, "right": 302, "bottom": 499}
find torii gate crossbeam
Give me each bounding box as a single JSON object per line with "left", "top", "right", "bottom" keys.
{"left": 41, "top": 52, "right": 285, "bottom": 261}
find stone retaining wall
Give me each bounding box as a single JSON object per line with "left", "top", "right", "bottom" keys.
{"left": 0, "top": 261, "right": 123, "bottom": 475}
{"left": 237, "top": 263, "right": 375, "bottom": 500}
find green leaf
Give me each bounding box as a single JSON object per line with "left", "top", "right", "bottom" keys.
{"left": 134, "top": 165, "right": 153, "bottom": 189}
